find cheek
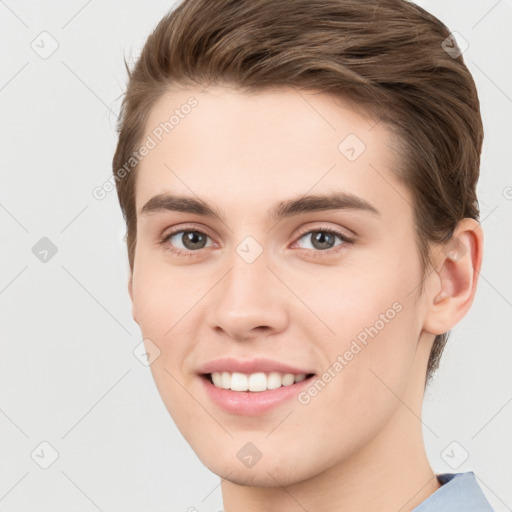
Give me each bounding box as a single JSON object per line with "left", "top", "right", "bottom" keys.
{"left": 130, "top": 270, "right": 200, "bottom": 396}
{"left": 131, "top": 264, "right": 203, "bottom": 422}
{"left": 300, "top": 252, "right": 422, "bottom": 388}
{"left": 289, "top": 282, "right": 420, "bottom": 458}
{"left": 132, "top": 254, "right": 203, "bottom": 336}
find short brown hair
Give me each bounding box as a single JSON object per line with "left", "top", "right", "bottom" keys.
{"left": 112, "top": 0, "right": 483, "bottom": 386}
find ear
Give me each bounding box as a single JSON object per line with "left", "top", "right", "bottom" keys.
{"left": 128, "top": 273, "right": 138, "bottom": 325}
{"left": 423, "top": 218, "right": 484, "bottom": 335}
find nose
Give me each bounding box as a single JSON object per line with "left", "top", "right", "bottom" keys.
{"left": 206, "top": 253, "right": 289, "bottom": 342}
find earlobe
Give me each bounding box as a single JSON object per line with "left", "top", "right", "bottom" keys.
{"left": 424, "top": 218, "right": 484, "bottom": 335}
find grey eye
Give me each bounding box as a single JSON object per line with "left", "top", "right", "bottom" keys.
{"left": 169, "top": 230, "right": 212, "bottom": 251}
{"left": 297, "top": 230, "right": 344, "bottom": 251}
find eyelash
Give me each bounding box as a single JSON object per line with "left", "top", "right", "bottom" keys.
{"left": 158, "top": 224, "right": 356, "bottom": 258}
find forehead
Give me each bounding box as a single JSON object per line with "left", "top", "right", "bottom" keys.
{"left": 134, "top": 85, "right": 409, "bottom": 219}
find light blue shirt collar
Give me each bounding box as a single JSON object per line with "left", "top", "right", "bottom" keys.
{"left": 412, "top": 471, "right": 495, "bottom": 511}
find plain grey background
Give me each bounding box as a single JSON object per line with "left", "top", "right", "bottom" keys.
{"left": 1, "top": 1, "right": 511, "bottom": 510}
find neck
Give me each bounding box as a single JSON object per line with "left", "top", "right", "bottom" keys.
{"left": 221, "top": 421, "right": 439, "bottom": 512}
{"left": 221, "top": 337, "right": 441, "bottom": 512}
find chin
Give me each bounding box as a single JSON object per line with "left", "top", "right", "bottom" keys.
{"left": 196, "top": 446, "right": 317, "bottom": 488}
{"left": 210, "top": 464, "right": 304, "bottom": 488}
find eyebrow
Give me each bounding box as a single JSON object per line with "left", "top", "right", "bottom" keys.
{"left": 140, "top": 191, "right": 380, "bottom": 221}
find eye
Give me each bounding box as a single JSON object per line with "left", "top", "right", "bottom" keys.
{"left": 159, "top": 225, "right": 355, "bottom": 257}
{"left": 160, "top": 228, "right": 213, "bottom": 256}
{"left": 294, "top": 227, "right": 355, "bottom": 253}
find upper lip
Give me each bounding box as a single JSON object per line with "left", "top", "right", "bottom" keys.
{"left": 197, "top": 357, "right": 315, "bottom": 376}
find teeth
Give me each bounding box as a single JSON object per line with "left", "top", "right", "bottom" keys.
{"left": 209, "top": 371, "right": 308, "bottom": 392}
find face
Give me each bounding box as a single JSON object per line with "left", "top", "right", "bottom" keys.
{"left": 129, "top": 86, "right": 434, "bottom": 486}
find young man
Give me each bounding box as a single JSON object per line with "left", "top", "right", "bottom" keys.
{"left": 112, "top": 0, "right": 493, "bottom": 510}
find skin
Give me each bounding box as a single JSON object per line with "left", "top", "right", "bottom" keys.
{"left": 128, "top": 85, "right": 483, "bottom": 512}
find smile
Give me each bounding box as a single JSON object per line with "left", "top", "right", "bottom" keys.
{"left": 199, "top": 371, "right": 317, "bottom": 415}
{"left": 207, "top": 371, "right": 311, "bottom": 392}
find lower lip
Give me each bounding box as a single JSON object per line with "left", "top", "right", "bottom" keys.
{"left": 199, "top": 374, "right": 315, "bottom": 416}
